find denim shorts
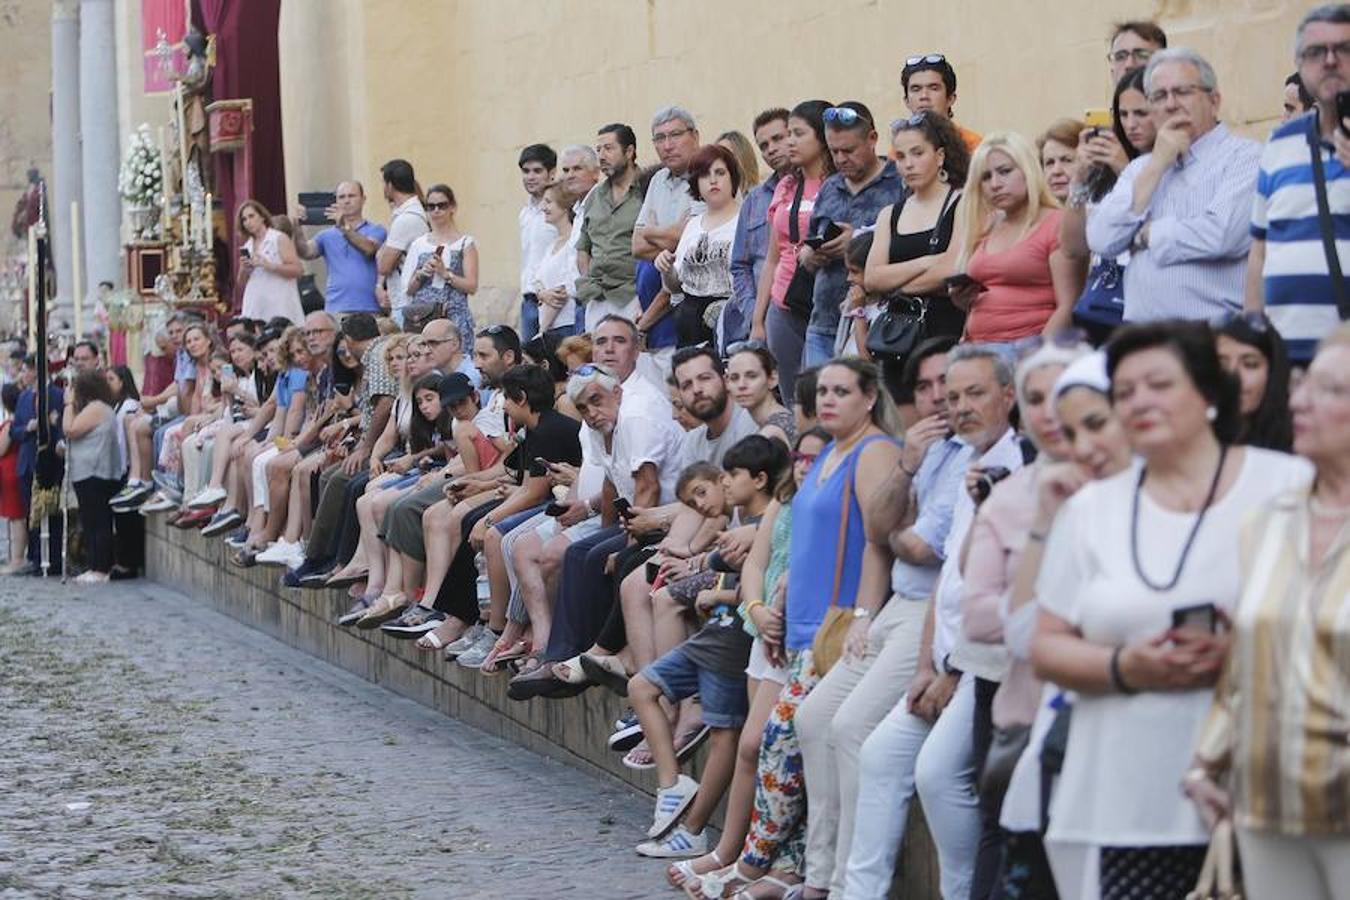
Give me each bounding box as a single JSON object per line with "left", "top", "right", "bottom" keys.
{"left": 643, "top": 646, "right": 748, "bottom": 729}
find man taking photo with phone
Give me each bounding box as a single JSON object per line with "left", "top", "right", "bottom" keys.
{"left": 293, "top": 182, "right": 387, "bottom": 317}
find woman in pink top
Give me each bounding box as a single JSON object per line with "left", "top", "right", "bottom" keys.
{"left": 750, "top": 100, "right": 834, "bottom": 407}
{"left": 950, "top": 132, "right": 1082, "bottom": 344}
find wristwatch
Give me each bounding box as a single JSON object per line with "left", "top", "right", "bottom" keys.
{"left": 853, "top": 607, "right": 873, "bottom": 620}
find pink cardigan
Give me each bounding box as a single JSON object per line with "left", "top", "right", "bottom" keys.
{"left": 961, "top": 464, "right": 1043, "bottom": 729}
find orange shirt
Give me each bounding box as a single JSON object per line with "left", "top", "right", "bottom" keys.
{"left": 957, "top": 124, "right": 983, "bottom": 152}
{"left": 965, "top": 209, "right": 1063, "bottom": 343}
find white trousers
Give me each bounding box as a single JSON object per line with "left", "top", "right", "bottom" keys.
{"left": 180, "top": 435, "right": 214, "bottom": 499}
{"left": 1237, "top": 827, "right": 1350, "bottom": 900}
{"left": 251, "top": 445, "right": 280, "bottom": 512}
{"left": 842, "top": 673, "right": 981, "bottom": 900}
{"left": 797, "top": 598, "right": 928, "bottom": 894}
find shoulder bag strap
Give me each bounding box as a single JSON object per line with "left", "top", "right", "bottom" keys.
{"left": 1307, "top": 111, "right": 1350, "bottom": 320}
{"left": 889, "top": 194, "right": 905, "bottom": 238}
{"left": 929, "top": 186, "right": 959, "bottom": 253}
{"left": 826, "top": 435, "right": 888, "bottom": 608}
{"left": 788, "top": 175, "right": 807, "bottom": 245}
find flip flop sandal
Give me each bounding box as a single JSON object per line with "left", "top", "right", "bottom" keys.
{"left": 622, "top": 742, "right": 656, "bottom": 771}
{"left": 356, "top": 593, "right": 407, "bottom": 629}
{"left": 580, "top": 653, "right": 630, "bottom": 696}
{"left": 675, "top": 725, "right": 712, "bottom": 764}
{"left": 325, "top": 569, "right": 369, "bottom": 589}
{"left": 480, "top": 639, "right": 531, "bottom": 675}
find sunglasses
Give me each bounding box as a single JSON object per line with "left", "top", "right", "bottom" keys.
{"left": 889, "top": 111, "right": 930, "bottom": 133}
{"left": 792, "top": 451, "right": 819, "bottom": 465}
{"left": 570, "top": 363, "right": 614, "bottom": 378}
{"left": 479, "top": 324, "right": 511, "bottom": 337}
{"left": 1212, "top": 311, "right": 1270, "bottom": 333}
{"left": 903, "top": 53, "right": 946, "bottom": 69}
{"left": 726, "top": 339, "right": 769, "bottom": 356}
{"left": 823, "top": 107, "right": 871, "bottom": 128}
{"left": 425, "top": 201, "right": 452, "bottom": 211}
{"left": 1012, "top": 328, "right": 1088, "bottom": 358}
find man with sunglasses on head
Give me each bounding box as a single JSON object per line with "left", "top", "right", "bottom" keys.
{"left": 1088, "top": 47, "right": 1261, "bottom": 323}
{"left": 1245, "top": 4, "right": 1350, "bottom": 366}
{"left": 801, "top": 102, "right": 904, "bottom": 368}
{"left": 900, "top": 53, "right": 982, "bottom": 152}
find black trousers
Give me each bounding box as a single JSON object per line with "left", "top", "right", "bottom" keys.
{"left": 73, "top": 477, "right": 120, "bottom": 573}
{"left": 971, "top": 676, "right": 1003, "bottom": 900}
{"left": 430, "top": 500, "right": 500, "bottom": 626}
{"left": 595, "top": 540, "right": 662, "bottom": 653}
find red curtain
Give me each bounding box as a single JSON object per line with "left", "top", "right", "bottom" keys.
{"left": 193, "top": 0, "right": 286, "bottom": 308}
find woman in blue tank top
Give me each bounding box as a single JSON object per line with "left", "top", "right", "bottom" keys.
{"left": 700, "top": 357, "right": 901, "bottom": 897}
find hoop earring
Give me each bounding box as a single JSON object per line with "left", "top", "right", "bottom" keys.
{"left": 938, "top": 169, "right": 950, "bottom": 184}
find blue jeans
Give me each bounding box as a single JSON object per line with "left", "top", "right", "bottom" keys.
{"left": 644, "top": 645, "right": 749, "bottom": 728}
{"left": 520, "top": 294, "right": 540, "bottom": 343}
{"left": 574, "top": 301, "right": 587, "bottom": 334}
{"left": 803, "top": 329, "right": 837, "bottom": 369}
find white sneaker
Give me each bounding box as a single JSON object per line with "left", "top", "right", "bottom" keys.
{"left": 442, "top": 621, "right": 484, "bottom": 659}
{"left": 635, "top": 824, "right": 706, "bottom": 858}
{"left": 455, "top": 627, "right": 500, "bottom": 669}
{"left": 138, "top": 492, "right": 178, "bottom": 514}
{"left": 256, "top": 540, "right": 304, "bottom": 567}
{"left": 649, "top": 774, "right": 699, "bottom": 838}
{"left": 188, "top": 486, "right": 227, "bottom": 509}
{"left": 73, "top": 571, "right": 110, "bottom": 585}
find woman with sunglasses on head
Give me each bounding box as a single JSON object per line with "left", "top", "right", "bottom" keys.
{"left": 863, "top": 111, "right": 971, "bottom": 342}
{"left": 403, "top": 183, "right": 478, "bottom": 345}
{"left": 1214, "top": 312, "right": 1293, "bottom": 452}
{"left": 750, "top": 100, "right": 835, "bottom": 409}
{"left": 1031, "top": 321, "right": 1311, "bottom": 900}
{"left": 1185, "top": 326, "right": 1350, "bottom": 900}
{"left": 726, "top": 343, "right": 795, "bottom": 447}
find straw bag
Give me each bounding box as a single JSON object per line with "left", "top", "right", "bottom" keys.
{"left": 811, "top": 471, "right": 855, "bottom": 676}
{"left": 1185, "top": 819, "right": 1242, "bottom": 900}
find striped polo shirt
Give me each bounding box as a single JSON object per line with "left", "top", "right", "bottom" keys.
{"left": 1252, "top": 110, "right": 1350, "bottom": 363}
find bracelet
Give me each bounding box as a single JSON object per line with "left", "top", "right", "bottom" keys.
{"left": 1109, "top": 646, "right": 1136, "bottom": 695}
{"left": 742, "top": 598, "right": 765, "bottom": 615}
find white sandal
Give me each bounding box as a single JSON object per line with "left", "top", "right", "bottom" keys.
{"left": 668, "top": 850, "right": 723, "bottom": 888}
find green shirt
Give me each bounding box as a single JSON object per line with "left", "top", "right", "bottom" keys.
{"left": 575, "top": 176, "right": 643, "bottom": 306}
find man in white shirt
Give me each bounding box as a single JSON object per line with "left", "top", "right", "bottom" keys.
{"left": 518, "top": 144, "right": 558, "bottom": 343}
{"left": 559, "top": 144, "right": 602, "bottom": 249}
{"left": 632, "top": 106, "right": 707, "bottom": 346}
{"left": 375, "top": 159, "right": 429, "bottom": 325}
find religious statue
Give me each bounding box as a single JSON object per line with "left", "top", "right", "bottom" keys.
{"left": 175, "top": 28, "right": 213, "bottom": 190}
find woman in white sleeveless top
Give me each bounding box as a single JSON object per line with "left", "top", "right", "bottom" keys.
{"left": 237, "top": 200, "right": 305, "bottom": 324}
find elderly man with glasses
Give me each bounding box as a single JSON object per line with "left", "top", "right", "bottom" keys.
{"left": 1086, "top": 47, "right": 1262, "bottom": 323}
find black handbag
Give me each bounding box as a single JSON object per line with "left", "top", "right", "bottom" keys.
{"left": 1307, "top": 110, "right": 1349, "bottom": 320}
{"left": 782, "top": 175, "right": 816, "bottom": 321}
{"left": 864, "top": 191, "right": 957, "bottom": 360}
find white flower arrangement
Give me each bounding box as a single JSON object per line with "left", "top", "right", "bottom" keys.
{"left": 118, "top": 124, "right": 163, "bottom": 208}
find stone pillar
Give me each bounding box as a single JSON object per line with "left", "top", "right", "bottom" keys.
{"left": 50, "top": 0, "right": 82, "bottom": 321}
{"left": 77, "top": 0, "right": 121, "bottom": 308}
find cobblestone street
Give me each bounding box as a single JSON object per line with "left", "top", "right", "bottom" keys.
{"left": 0, "top": 576, "right": 666, "bottom": 899}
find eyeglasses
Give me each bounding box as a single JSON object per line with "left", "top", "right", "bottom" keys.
{"left": 1011, "top": 328, "right": 1088, "bottom": 359}
{"left": 1108, "top": 47, "right": 1154, "bottom": 64}
{"left": 652, "top": 127, "right": 693, "bottom": 145}
{"left": 903, "top": 53, "right": 946, "bottom": 69}
{"left": 302, "top": 327, "right": 334, "bottom": 337}
{"left": 824, "top": 107, "right": 871, "bottom": 128}
{"left": 726, "top": 339, "right": 769, "bottom": 356}
{"left": 1298, "top": 41, "right": 1350, "bottom": 64}
{"left": 1147, "top": 83, "right": 1212, "bottom": 105}
{"left": 421, "top": 337, "right": 455, "bottom": 346}
{"left": 425, "top": 201, "right": 451, "bottom": 211}
{"left": 889, "top": 111, "right": 929, "bottom": 134}
{"left": 792, "top": 451, "right": 818, "bottom": 465}
{"left": 570, "top": 363, "right": 613, "bottom": 378}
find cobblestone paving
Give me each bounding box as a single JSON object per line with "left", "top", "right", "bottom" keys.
{"left": 0, "top": 576, "right": 672, "bottom": 899}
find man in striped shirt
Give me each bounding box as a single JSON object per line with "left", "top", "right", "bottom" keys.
{"left": 1087, "top": 48, "right": 1261, "bottom": 322}
{"left": 1245, "top": 4, "right": 1350, "bottom": 365}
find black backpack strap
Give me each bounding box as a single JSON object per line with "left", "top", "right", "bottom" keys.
{"left": 1307, "top": 111, "right": 1349, "bottom": 320}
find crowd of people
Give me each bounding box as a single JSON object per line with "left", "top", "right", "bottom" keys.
{"left": 10, "top": 6, "right": 1350, "bottom": 899}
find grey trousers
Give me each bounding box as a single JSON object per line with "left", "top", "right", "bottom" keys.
{"left": 381, "top": 481, "right": 446, "bottom": 561}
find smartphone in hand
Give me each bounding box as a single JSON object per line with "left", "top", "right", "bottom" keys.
{"left": 1171, "top": 602, "right": 1218, "bottom": 634}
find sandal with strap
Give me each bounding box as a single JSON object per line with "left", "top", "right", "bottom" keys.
{"left": 416, "top": 618, "right": 465, "bottom": 651}
{"left": 579, "top": 653, "right": 630, "bottom": 696}
{"left": 480, "top": 638, "right": 531, "bottom": 675}
{"left": 686, "top": 863, "right": 755, "bottom": 899}
{"left": 732, "top": 874, "right": 802, "bottom": 900}
{"left": 669, "top": 850, "right": 724, "bottom": 888}
{"left": 356, "top": 592, "right": 407, "bottom": 629}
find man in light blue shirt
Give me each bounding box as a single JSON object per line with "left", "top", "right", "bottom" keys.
{"left": 725, "top": 108, "right": 791, "bottom": 350}
{"left": 1087, "top": 48, "right": 1261, "bottom": 322}
{"left": 294, "top": 182, "right": 387, "bottom": 315}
